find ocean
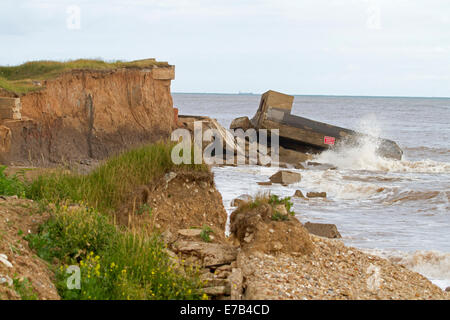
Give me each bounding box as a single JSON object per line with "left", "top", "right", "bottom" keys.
{"left": 173, "top": 93, "right": 450, "bottom": 289}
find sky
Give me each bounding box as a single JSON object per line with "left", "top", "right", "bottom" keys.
{"left": 1, "top": 0, "right": 449, "bottom": 97}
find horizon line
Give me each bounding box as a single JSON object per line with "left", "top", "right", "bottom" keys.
{"left": 172, "top": 92, "right": 450, "bottom": 99}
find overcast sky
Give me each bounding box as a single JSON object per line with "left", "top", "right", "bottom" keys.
{"left": 1, "top": 0, "right": 449, "bottom": 97}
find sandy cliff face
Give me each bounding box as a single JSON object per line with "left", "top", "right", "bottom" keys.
{"left": 0, "top": 66, "right": 175, "bottom": 165}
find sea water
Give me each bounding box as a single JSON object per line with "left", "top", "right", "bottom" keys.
{"left": 174, "top": 93, "right": 450, "bottom": 289}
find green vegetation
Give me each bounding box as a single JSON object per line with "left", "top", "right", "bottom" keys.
{"left": 12, "top": 277, "right": 38, "bottom": 300}
{"left": 0, "top": 165, "right": 27, "bottom": 197}
{"left": 26, "top": 204, "right": 204, "bottom": 300}
{"left": 26, "top": 141, "right": 206, "bottom": 213}
{"left": 231, "top": 193, "right": 295, "bottom": 221}
{"left": 268, "top": 194, "right": 294, "bottom": 216}
{"left": 0, "top": 142, "right": 209, "bottom": 300}
{"left": 0, "top": 58, "right": 169, "bottom": 95}
{"left": 200, "top": 225, "right": 213, "bottom": 243}
{"left": 137, "top": 203, "right": 153, "bottom": 216}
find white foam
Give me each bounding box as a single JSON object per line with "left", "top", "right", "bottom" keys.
{"left": 314, "top": 116, "right": 450, "bottom": 173}
{"left": 364, "top": 248, "right": 450, "bottom": 290}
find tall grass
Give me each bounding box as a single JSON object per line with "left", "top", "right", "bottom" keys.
{"left": 26, "top": 142, "right": 206, "bottom": 212}
{"left": 0, "top": 165, "right": 27, "bottom": 197}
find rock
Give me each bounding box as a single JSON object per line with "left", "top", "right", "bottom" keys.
{"left": 269, "top": 170, "right": 301, "bottom": 185}
{"left": 0, "top": 275, "right": 13, "bottom": 286}
{"left": 161, "top": 230, "right": 176, "bottom": 245}
{"left": 445, "top": 287, "right": 450, "bottom": 292}
{"left": 274, "top": 204, "right": 288, "bottom": 215}
{"left": 229, "top": 268, "right": 243, "bottom": 300}
{"left": 293, "top": 190, "right": 305, "bottom": 198}
{"left": 203, "top": 285, "right": 230, "bottom": 296}
{"left": 164, "top": 172, "right": 177, "bottom": 188}
{"left": 178, "top": 229, "right": 202, "bottom": 238}
{"left": 231, "top": 194, "right": 252, "bottom": 207}
{"left": 271, "top": 241, "right": 283, "bottom": 251}
{"left": 304, "top": 222, "right": 342, "bottom": 239}
{"left": 243, "top": 233, "right": 254, "bottom": 243}
{"left": 307, "top": 192, "right": 327, "bottom": 198}
{"left": 230, "top": 116, "right": 254, "bottom": 131}
{"left": 0, "top": 254, "right": 13, "bottom": 268}
{"left": 215, "top": 264, "right": 232, "bottom": 272}
{"left": 306, "top": 162, "right": 337, "bottom": 170}
{"left": 173, "top": 241, "right": 238, "bottom": 267}
{"left": 295, "top": 163, "right": 305, "bottom": 169}
{"left": 279, "top": 146, "right": 312, "bottom": 165}
{"left": 257, "top": 181, "right": 272, "bottom": 186}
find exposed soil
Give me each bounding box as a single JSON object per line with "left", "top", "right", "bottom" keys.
{"left": 0, "top": 197, "right": 59, "bottom": 300}
{"left": 116, "top": 169, "right": 228, "bottom": 244}
{"left": 230, "top": 202, "right": 313, "bottom": 255}
{"left": 1, "top": 67, "right": 176, "bottom": 166}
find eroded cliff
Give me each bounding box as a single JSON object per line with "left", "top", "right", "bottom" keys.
{"left": 0, "top": 64, "right": 176, "bottom": 165}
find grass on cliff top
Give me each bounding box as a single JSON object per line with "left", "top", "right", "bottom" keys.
{"left": 26, "top": 141, "right": 207, "bottom": 213}
{"left": 0, "top": 58, "right": 169, "bottom": 95}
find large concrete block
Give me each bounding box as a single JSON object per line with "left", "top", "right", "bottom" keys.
{"left": 0, "top": 97, "right": 22, "bottom": 120}
{"left": 152, "top": 66, "right": 175, "bottom": 80}
{"left": 261, "top": 90, "right": 294, "bottom": 112}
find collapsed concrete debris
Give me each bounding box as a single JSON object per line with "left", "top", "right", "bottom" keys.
{"left": 231, "top": 90, "right": 403, "bottom": 160}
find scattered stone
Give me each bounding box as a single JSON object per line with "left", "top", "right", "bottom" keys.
{"left": 229, "top": 268, "right": 243, "bottom": 300}
{"left": 269, "top": 170, "right": 301, "bottom": 185}
{"left": 173, "top": 241, "right": 238, "bottom": 267}
{"left": 215, "top": 264, "right": 232, "bottom": 272}
{"left": 257, "top": 181, "right": 272, "bottom": 186}
{"left": 178, "top": 229, "right": 202, "bottom": 238}
{"left": 279, "top": 146, "right": 312, "bottom": 164}
{"left": 306, "top": 162, "right": 337, "bottom": 170}
{"left": 307, "top": 192, "right": 327, "bottom": 198}
{"left": 243, "top": 233, "right": 254, "bottom": 243}
{"left": 304, "top": 222, "right": 342, "bottom": 239}
{"left": 271, "top": 241, "right": 283, "bottom": 252}
{"left": 0, "top": 275, "right": 13, "bottom": 286}
{"left": 230, "top": 116, "right": 254, "bottom": 131}
{"left": 274, "top": 204, "right": 288, "bottom": 215}
{"left": 0, "top": 254, "right": 13, "bottom": 268}
{"left": 203, "top": 285, "right": 230, "bottom": 296}
{"left": 293, "top": 190, "right": 305, "bottom": 198}
{"left": 164, "top": 172, "right": 177, "bottom": 188}
{"left": 295, "top": 163, "right": 305, "bottom": 170}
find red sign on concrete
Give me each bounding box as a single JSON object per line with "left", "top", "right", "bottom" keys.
{"left": 324, "top": 136, "right": 335, "bottom": 145}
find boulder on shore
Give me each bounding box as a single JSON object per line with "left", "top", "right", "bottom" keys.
{"left": 304, "top": 222, "right": 341, "bottom": 239}
{"left": 293, "top": 190, "right": 305, "bottom": 198}
{"left": 307, "top": 192, "right": 327, "bottom": 198}
{"left": 269, "top": 170, "right": 301, "bottom": 185}
{"left": 172, "top": 240, "right": 238, "bottom": 267}
{"left": 230, "top": 116, "right": 254, "bottom": 131}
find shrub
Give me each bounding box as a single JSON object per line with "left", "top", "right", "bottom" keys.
{"left": 200, "top": 226, "right": 213, "bottom": 243}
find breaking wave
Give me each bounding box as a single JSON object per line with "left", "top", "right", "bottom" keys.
{"left": 364, "top": 249, "right": 450, "bottom": 290}
{"left": 314, "top": 116, "right": 450, "bottom": 173}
